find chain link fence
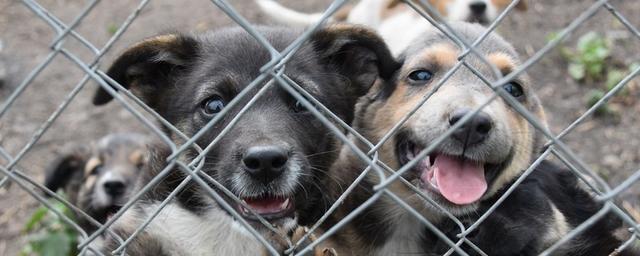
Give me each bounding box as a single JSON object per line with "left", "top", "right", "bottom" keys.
{"left": 1, "top": 0, "right": 639, "bottom": 255}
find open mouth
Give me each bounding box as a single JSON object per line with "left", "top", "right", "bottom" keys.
{"left": 237, "top": 195, "right": 295, "bottom": 221}
{"left": 396, "top": 138, "right": 489, "bottom": 206}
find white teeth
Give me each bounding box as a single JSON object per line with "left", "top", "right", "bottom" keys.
{"left": 240, "top": 205, "right": 250, "bottom": 215}
{"left": 426, "top": 155, "right": 431, "bottom": 168}
{"left": 280, "top": 198, "right": 290, "bottom": 210}
{"left": 240, "top": 199, "right": 253, "bottom": 214}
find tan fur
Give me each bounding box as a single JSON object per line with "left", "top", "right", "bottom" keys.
{"left": 429, "top": 0, "right": 452, "bottom": 16}
{"left": 492, "top": 0, "right": 528, "bottom": 11}
{"left": 486, "top": 111, "right": 534, "bottom": 197}
{"left": 380, "top": 0, "right": 409, "bottom": 20}
{"left": 424, "top": 43, "right": 459, "bottom": 68}
{"left": 332, "top": 4, "right": 355, "bottom": 21}
{"left": 322, "top": 23, "right": 382, "bottom": 40}
{"left": 288, "top": 227, "right": 338, "bottom": 256}
{"left": 381, "top": 0, "right": 450, "bottom": 20}
{"left": 83, "top": 175, "right": 97, "bottom": 191}
{"left": 374, "top": 43, "right": 459, "bottom": 134}
{"left": 488, "top": 52, "right": 516, "bottom": 74}
{"left": 380, "top": 82, "right": 413, "bottom": 133}
{"left": 372, "top": 42, "right": 545, "bottom": 204}
{"left": 321, "top": 24, "right": 550, "bottom": 255}
{"left": 84, "top": 157, "right": 102, "bottom": 176}
{"left": 129, "top": 34, "right": 179, "bottom": 52}
{"left": 263, "top": 226, "right": 334, "bottom": 256}
{"left": 385, "top": 0, "right": 451, "bottom": 16}
{"left": 129, "top": 150, "right": 145, "bottom": 165}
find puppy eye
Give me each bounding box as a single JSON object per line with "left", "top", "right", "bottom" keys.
{"left": 90, "top": 165, "right": 102, "bottom": 175}
{"left": 408, "top": 69, "right": 434, "bottom": 83}
{"left": 502, "top": 82, "right": 524, "bottom": 98}
{"left": 292, "top": 100, "right": 308, "bottom": 113}
{"left": 201, "top": 95, "right": 225, "bottom": 116}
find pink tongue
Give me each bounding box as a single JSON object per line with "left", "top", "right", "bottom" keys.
{"left": 433, "top": 155, "right": 487, "bottom": 205}
{"left": 244, "top": 197, "right": 287, "bottom": 214}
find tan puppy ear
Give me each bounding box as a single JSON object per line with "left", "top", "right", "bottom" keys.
{"left": 93, "top": 34, "right": 198, "bottom": 107}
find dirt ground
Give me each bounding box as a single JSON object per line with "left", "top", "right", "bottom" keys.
{"left": 0, "top": 0, "right": 639, "bottom": 254}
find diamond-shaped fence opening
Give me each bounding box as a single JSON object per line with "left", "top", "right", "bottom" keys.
{"left": 0, "top": 0, "right": 639, "bottom": 255}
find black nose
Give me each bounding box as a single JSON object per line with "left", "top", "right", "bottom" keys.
{"left": 103, "top": 180, "right": 126, "bottom": 197}
{"left": 469, "top": 1, "right": 487, "bottom": 15}
{"left": 449, "top": 109, "right": 493, "bottom": 146}
{"left": 242, "top": 146, "right": 288, "bottom": 183}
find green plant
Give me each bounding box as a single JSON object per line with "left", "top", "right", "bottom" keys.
{"left": 605, "top": 69, "right": 626, "bottom": 92}
{"left": 21, "top": 197, "right": 78, "bottom": 256}
{"left": 558, "top": 32, "right": 639, "bottom": 117}
{"left": 107, "top": 23, "right": 119, "bottom": 36}
{"left": 585, "top": 89, "right": 611, "bottom": 116}
{"left": 565, "top": 32, "right": 610, "bottom": 81}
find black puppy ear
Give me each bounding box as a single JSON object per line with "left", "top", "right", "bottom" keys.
{"left": 43, "top": 149, "right": 89, "bottom": 195}
{"left": 310, "top": 24, "right": 400, "bottom": 96}
{"left": 93, "top": 34, "right": 199, "bottom": 107}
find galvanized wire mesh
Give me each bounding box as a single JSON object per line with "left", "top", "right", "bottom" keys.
{"left": 1, "top": 0, "right": 639, "bottom": 255}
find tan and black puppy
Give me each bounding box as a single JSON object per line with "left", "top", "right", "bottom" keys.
{"left": 325, "top": 22, "right": 635, "bottom": 255}
{"left": 92, "top": 24, "right": 397, "bottom": 255}
{"left": 44, "top": 133, "right": 151, "bottom": 234}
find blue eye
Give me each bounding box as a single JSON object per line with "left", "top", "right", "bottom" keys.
{"left": 202, "top": 95, "right": 225, "bottom": 116}
{"left": 408, "top": 70, "right": 434, "bottom": 82}
{"left": 90, "top": 164, "right": 103, "bottom": 175}
{"left": 502, "top": 82, "right": 524, "bottom": 98}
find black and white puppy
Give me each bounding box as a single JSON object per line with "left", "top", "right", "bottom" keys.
{"left": 92, "top": 25, "right": 397, "bottom": 255}
{"left": 44, "top": 133, "right": 151, "bottom": 235}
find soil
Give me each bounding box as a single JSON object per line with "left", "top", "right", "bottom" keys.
{"left": 0, "top": 0, "right": 638, "bottom": 254}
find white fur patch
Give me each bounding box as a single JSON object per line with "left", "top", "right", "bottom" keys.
{"left": 542, "top": 203, "right": 570, "bottom": 247}
{"left": 116, "top": 202, "right": 264, "bottom": 255}
{"left": 346, "top": 0, "right": 388, "bottom": 27}
{"left": 378, "top": 12, "right": 433, "bottom": 56}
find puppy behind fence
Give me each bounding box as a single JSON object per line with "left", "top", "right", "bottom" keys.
{"left": 0, "top": 0, "right": 639, "bottom": 255}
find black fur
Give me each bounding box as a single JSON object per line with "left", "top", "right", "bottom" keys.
{"left": 44, "top": 149, "right": 88, "bottom": 195}
{"left": 427, "top": 160, "right": 637, "bottom": 256}
{"left": 94, "top": 25, "right": 398, "bottom": 253}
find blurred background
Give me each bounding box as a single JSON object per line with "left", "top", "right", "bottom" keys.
{"left": 0, "top": 0, "right": 639, "bottom": 255}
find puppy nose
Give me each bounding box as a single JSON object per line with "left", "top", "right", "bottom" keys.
{"left": 449, "top": 109, "right": 493, "bottom": 146}
{"left": 103, "top": 179, "right": 126, "bottom": 197}
{"left": 469, "top": 1, "right": 487, "bottom": 15}
{"left": 242, "top": 146, "right": 288, "bottom": 183}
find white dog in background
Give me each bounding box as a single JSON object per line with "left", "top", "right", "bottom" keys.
{"left": 257, "top": 0, "right": 527, "bottom": 55}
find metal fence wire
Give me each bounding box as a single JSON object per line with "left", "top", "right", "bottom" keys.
{"left": 1, "top": 0, "right": 640, "bottom": 255}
